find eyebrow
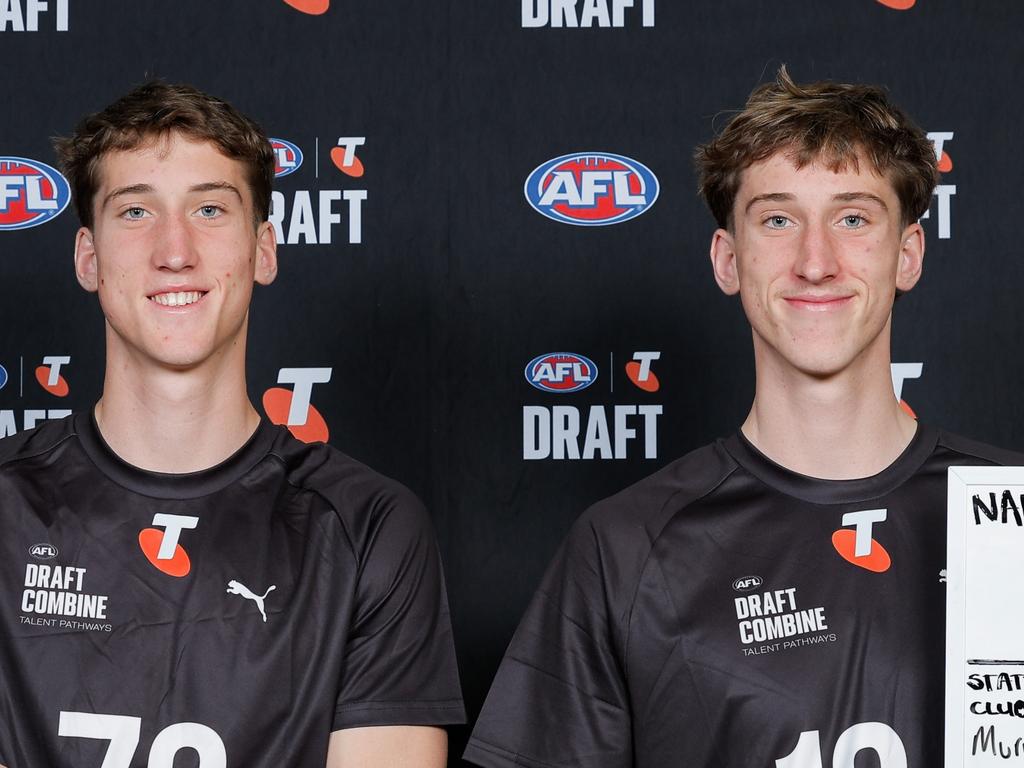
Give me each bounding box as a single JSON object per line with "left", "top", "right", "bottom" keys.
{"left": 188, "top": 181, "right": 244, "bottom": 202}
{"left": 101, "top": 181, "right": 244, "bottom": 210}
{"left": 744, "top": 192, "right": 794, "bottom": 214}
{"left": 832, "top": 192, "right": 889, "bottom": 210}
{"left": 743, "top": 191, "right": 890, "bottom": 214}
{"left": 101, "top": 183, "right": 153, "bottom": 210}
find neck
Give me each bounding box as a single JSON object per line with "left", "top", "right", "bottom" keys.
{"left": 94, "top": 333, "right": 260, "bottom": 474}
{"left": 742, "top": 332, "right": 917, "bottom": 480}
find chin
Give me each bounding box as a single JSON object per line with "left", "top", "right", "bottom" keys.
{"left": 146, "top": 344, "right": 215, "bottom": 371}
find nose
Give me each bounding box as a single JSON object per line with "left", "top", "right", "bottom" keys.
{"left": 794, "top": 220, "right": 839, "bottom": 283}
{"left": 151, "top": 213, "right": 198, "bottom": 272}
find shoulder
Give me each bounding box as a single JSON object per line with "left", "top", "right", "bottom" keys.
{"left": 574, "top": 439, "right": 737, "bottom": 548}
{"left": 932, "top": 428, "right": 1024, "bottom": 467}
{"left": 0, "top": 414, "right": 78, "bottom": 470}
{"left": 263, "top": 425, "right": 431, "bottom": 544}
{"left": 551, "top": 440, "right": 737, "bottom": 611}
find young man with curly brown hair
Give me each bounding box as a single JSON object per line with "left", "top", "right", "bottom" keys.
{"left": 465, "top": 68, "right": 1018, "bottom": 768}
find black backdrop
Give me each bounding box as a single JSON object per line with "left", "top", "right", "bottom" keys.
{"left": 3, "top": 1, "right": 1023, "bottom": 763}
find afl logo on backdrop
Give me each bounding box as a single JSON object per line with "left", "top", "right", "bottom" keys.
{"left": 0, "top": 157, "right": 71, "bottom": 231}
{"left": 525, "top": 152, "right": 659, "bottom": 226}
{"left": 525, "top": 353, "right": 598, "bottom": 393}
{"left": 270, "top": 139, "right": 304, "bottom": 178}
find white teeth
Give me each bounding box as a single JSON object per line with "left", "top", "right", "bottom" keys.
{"left": 151, "top": 291, "right": 203, "bottom": 307}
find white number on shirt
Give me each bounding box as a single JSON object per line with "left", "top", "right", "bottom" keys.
{"left": 776, "top": 723, "right": 907, "bottom": 768}
{"left": 58, "top": 711, "right": 226, "bottom": 767}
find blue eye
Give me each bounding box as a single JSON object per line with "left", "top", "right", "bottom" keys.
{"left": 765, "top": 215, "right": 790, "bottom": 229}
{"left": 198, "top": 205, "right": 222, "bottom": 218}
{"left": 842, "top": 215, "right": 865, "bottom": 227}
{"left": 123, "top": 207, "right": 146, "bottom": 220}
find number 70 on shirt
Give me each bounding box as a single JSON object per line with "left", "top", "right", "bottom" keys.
{"left": 58, "top": 711, "right": 226, "bottom": 767}
{"left": 777, "top": 723, "right": 907, "bottom": 767}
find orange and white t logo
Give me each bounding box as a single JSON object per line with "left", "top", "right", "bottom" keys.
{"left": 263, "top": 367, "right": 332, "bottom": 443}
{"left": 832, "top": 509, "right": 891, "bottom": 572}
{"left": 283, "top": 0, "right": 329, "bottom": 14}
{"left": 35, "top": 355, "right": 70, "bottom": 397}
{"left": 626, "top": 351, "right": 660, "bottom": 392}
{"left": 331, "top": 137, "right": 366, "bottom": 178}
{"left": 890, "top": 362, "right": 923, "bottom": 419}
{"left": 139, "top": 514, "right": 198, "bottom": 577}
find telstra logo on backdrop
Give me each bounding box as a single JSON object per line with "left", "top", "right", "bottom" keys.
{"left": 0, "top": 158, "right": 71, "bottom": 231}
{"left": 525, "top": 153, "right": 659, "bottom": 226}
{"left": 262, "top": 368, "right": 331, "bottom": 443}
{"left": 282, "top": 0, "right": 329, "bottom": 14}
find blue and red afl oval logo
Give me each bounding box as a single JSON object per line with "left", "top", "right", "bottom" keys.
{"left": 270, "top": 138, "right": 303, "bottom": 178}
{"left": 525, "top": 353, "right": 598, "bottom": 393}
{"left": 524, "top": 152, "right": 659, "bottom": 226}
{"left": 0, "top": 157, "right": 71, "bottom": 231}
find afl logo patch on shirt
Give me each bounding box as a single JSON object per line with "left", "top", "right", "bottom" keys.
{"left": 29, "top": 543, "right": 58, "bottom": 560}
{"left": 732, "top": 575, "right": 763, "bottom": 592}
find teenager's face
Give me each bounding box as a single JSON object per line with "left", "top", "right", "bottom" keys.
{"left": 709, "top": 150, "right": 924, "bottom": 379}
{"left": 73, "top": 133, "right": 277, "bottom": 373}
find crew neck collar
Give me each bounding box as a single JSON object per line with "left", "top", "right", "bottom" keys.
{"left": 75, "top": 410, "right": 279, "bottom": 500}
{"left": 722, "top": 423, "right": 938, "bottom": 505}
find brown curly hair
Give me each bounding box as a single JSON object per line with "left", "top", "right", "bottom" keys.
{"left": 695, "top": 66, "right": 938, "bottom": 229}
{"left": 54, "top": 81, "right": 274, "bottom": 229}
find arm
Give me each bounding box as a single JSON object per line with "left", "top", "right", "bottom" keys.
{"left": 326, "top": 725, "right": 446, "bottom": 768}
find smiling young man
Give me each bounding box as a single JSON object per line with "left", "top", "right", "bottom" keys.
{"left": 464, "top": 69, "right": 1020, "bottom": 767}
{"left": 0, "top": 83, "right": 463, "bottom": 767}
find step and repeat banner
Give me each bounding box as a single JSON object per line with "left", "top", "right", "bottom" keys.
{"left": 2, "top": 1, "right": 1022, "bottom": 763}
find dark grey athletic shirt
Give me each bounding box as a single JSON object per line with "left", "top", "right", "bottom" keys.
{"left": 0, "top": 412, "right": 464, "bottom": 767}
{"left": 465, "top": 425, "right": 1020, "bottom": 768}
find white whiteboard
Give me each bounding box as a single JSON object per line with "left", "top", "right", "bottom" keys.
{"left": 947, "top": 467, "right": 1024, "bottom": 767}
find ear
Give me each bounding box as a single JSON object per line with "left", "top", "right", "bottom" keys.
{"left": 895, "top": 222, "right": 925, "bottom": 293}
{"left": 253, "top": 221, "right": 278, "bottom": 286}
{"left": 74, "top": 227, "right": 99, "bottom": 292}
{"left": 710, "top": 228, "right": 741, "bottom": 296}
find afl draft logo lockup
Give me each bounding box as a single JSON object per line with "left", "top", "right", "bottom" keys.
{"left": 525, "top": 152, "right": 658, "bottom": 226}
{"left": 0, "top": 158, "right": 71, "bottom": 231}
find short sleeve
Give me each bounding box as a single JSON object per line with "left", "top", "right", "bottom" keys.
{"left": 465, "top": 514, "right": 633, "bottom": 768}
{"left": 332, "top": 491, "right": 465, "bottom": 729}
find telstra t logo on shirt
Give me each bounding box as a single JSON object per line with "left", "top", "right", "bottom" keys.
{"left": 832, "top": 509, "right": 892, "bottom": 573}
{"left": 139, "top": 514, "right": 198, "bottom": 577}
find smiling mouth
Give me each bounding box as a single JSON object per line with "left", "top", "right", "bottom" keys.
{"left": 784, "top": 295, "right": 853, "bottom": 311}
{"left": 149, "top": 291, "right": 207, "bottom": 307}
